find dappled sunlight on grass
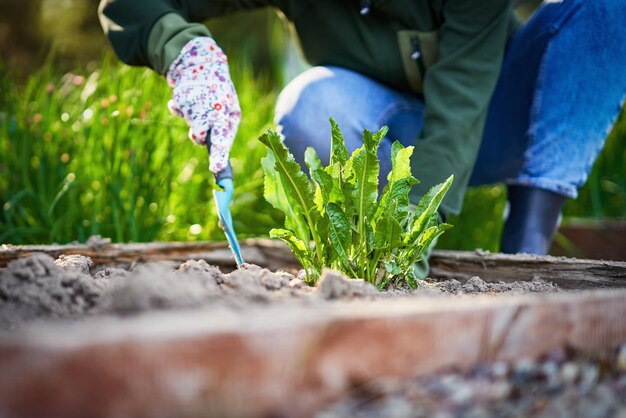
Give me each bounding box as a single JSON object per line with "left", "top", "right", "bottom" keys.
{"left": 0, "top": 56, "right": 282, "bottom": 244}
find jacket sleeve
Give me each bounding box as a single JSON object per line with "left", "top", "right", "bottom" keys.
{"left": 408, "top": 0, "right": 512, "bottom": 217}
{"left": 98, "top": 0, "right": 268, "bottom": 74}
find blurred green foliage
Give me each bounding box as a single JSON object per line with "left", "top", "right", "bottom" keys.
{"left": 0, "top": 0, "right": 288, "bottom": 84}
{"left": 0, "top": 57, "right": 282, "bottom": 244}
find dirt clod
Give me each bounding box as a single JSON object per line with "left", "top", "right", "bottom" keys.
{"left": 100, "top": 265, "right": 220, "bottom": 315}
{"left": 0, "top": 254, "right": 99, "bottom": 329}
{"left": 54, "top": 254, "right": 93, "bottom": 275}
{"left": 437, "top": 276, "right": 559, "bottom": 295}
{"left": 86, "top": 235, "right": 112, "bottom": 248}
{"left": 93, "top": 267, "right": 128, "bottom": 280}
{"left": 462, "top": 276, "right": 488, "bottom": 292}
{"left": 240, "top": 263, "right": 264, "bottom": 273}
{"left": 289, "top": 278, "right": 305, "bottom": 289}
{"left": 222, "top": 269, "right": 271, "bottom": 301}
{"left": 178, "top": 259, "right": 224, "bottom": 287}
{"left": 261, "top": 270, "right": 292, "bottom": 290}
{"left": 318, "top": 270, "right": 378, "bottom": 300}
{"left": 435, "top": 278, "right": 463, "bottom": 294}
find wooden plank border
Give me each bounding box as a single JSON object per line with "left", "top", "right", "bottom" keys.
{"left": 2, "top": 240, "right": 626, "bottom": 288}
{"left": 429, "top": 250, "right": 626, "bottom": 289}
{"left": 1, "top": 289, "right": 625, "bottom": 418}
{"left": 0, "top": 239, "right": 299, "bottom": 272}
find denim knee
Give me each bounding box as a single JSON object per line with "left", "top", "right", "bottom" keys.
{"left": 275, "top": 99, "right": 320, "bottom": 160}
{"left": 274, "top": 66, "right": 383, "bottom": 166}
{"left": 274, "top": 68, "right": 341, "bottom": 165}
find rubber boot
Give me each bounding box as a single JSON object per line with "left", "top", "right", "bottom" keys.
{"left": 500, "top": 185, "right": 568, "bottom": 255}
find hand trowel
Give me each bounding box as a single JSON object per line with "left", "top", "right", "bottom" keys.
{"left": 206, "top": 133, "right": 244, "bottom": 267}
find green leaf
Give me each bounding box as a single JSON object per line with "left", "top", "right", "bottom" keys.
{"left": 351, "top": 129, "right": 385, "bottom": 216}
{"left": 364, "top": 216, "right": 375, "bottom": 253}
{"left": 328, "top": 121, "right": 354, "bottom": 217}
{"left": 326, "top": 202, "right": 355, "bottom": 276}
{"left": 350, "top": 147, "right": 379, "bottom": 219}
{"left": 269, "top": 228, "right": 318, "bottom": 282}
{"left": 269, "top": 228, "right": 311, "bottom": 264}
{"left": 373, "top": 200, "right": 402, "bottom": 251}
{"left": 376, "top": 142, "right": 419, "bottom": 220}
{"left": 405, "top": 175, "right": 454, "bottom": 245}
{"left": 261, "top": 151, "right": 310, "bottom": 244}
{"left": 384, "top": 260, "right": 401, "bottom": 276}
{"left": 389, "top": 141, "right": 415, "bottom": 182}
{"left": 305, "top": 147, "right": 327, "bottom": 215}
{"left": 329, "top": 118, "right": 349, "bottom": 165}
{"left": 425, "top": 213, "right": 439, "bottom": 229}
{"left": 304, "top": 146, "right": 322, "bottom": 173}
{"left": 416, "top": 223, "right": 453, "bottom": 260}
{"left": 311, "top": 168, "right": 342, "bottom": 212}
{"left": 259, "top": 130, "right": 322, "bottom": 258}
{"left": 348, "top": 128, "right": 385, "bottom": 254}
{"left": 402, "top": 223, "right": 453, "bottom": 268}
{"left": 259, "top": 131, "right": 316, "bottom": 207}
{"left": 365, "top": 125, "right": 388, "bottom": 150}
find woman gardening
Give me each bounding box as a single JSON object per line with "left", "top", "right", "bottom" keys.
{"left": 99, "top": 0, "right": 626, "bottom": 259}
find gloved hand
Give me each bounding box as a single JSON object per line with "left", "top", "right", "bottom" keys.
{"left": 166, "top": 37, "right": 241, "bottom": 177}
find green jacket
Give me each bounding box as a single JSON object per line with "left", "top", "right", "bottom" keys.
{"left": 99, "top": 0, "right": 519, "bottom": 216}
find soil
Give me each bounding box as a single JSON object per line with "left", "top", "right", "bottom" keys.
{"left": 0, "top": 253, "right": 559, "bottom": 331}
{"left": 317, "top": 347, "right": 626, "bottom": 418}
{"left": 0, "top": 254, "right": 101, "bottom": 329}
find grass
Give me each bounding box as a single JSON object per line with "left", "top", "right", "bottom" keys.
{"left": 0, "top": 56, "right": 282, "bottom": 244}
{"left": 1, "top": 57, "right": 624, "bottom": 248}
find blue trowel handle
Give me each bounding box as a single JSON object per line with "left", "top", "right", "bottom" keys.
{"left": 206, "top": 133, "right": 244, "bottom": 267}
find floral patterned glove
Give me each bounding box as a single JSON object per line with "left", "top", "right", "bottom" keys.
{"left": 166, "top": 37, "right": 241, "bottom": 175}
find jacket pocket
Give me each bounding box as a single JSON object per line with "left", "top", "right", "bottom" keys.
{"left": 397, "top": 29, "right": 439, "bottom": 94}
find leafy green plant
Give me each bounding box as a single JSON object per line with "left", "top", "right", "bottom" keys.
{"left": 259, "top": 119, "right": 453, "bottom": 289}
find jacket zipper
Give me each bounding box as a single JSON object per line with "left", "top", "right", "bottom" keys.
{"left": 411, "top": 36, "right": 426, "bottom": 75}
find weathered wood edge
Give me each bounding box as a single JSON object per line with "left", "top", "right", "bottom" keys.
{"left": 1, "top": 289, "right": 625, "bottom": 418}
{"left": 0, "top": 239, "right": 299, "bottom": 272}
{"left": 2, "top": 240, "right": 626, "bottom": 289}
{"left": 429, "top": 250, "right": 626, "bottom": 289}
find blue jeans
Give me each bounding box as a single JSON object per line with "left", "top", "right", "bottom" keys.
{"left": 275, "top": 0, "right": 626, "bottom": 199}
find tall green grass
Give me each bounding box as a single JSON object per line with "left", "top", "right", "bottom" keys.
{"left": 0, "top": 57, "right": 282, "bottom": 244}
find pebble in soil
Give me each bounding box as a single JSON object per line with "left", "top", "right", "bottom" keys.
{"left": 316, "top": 348, "right": 626, "bottom": 418}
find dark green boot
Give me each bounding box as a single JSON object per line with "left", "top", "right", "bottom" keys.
{"left": 501, "top": 185, "right": 567, "bottom": 255}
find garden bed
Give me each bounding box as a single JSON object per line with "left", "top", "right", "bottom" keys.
{"left": 1, "top": 240, "right": 625, "bottom": 417}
